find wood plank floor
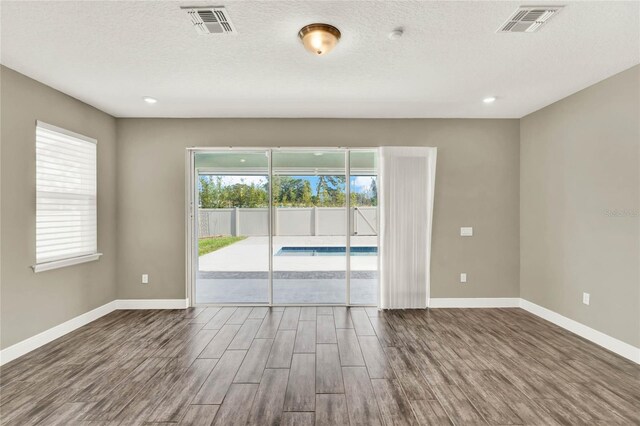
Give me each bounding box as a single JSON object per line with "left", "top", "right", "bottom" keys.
{"left": 1, "top": 307, "right": 639, "bottom": 425}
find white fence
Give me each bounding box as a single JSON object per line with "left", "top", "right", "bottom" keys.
{"left": 199, "top": 207, "right": 377, "bottom": 237}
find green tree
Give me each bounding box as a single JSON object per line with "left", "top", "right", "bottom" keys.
{"left": 199, "top": 174, "right": 370, "bottom": 209}
{"left": 271, "top": 176, "right": 282, "bottom": 205}
{"left": 316, "top": 175, "right": 346, "bottom": 207}
{"left": 199, "top": 176, "right": 226, "bottom": 208}
{"left": 302, "top": 181, "right": 312, "bottom": 205}
{"left": 199, "top": 176, "right": 269, "bottom": 208}
{"left": 370, "top": 178, "right": 378, "bottom": 206}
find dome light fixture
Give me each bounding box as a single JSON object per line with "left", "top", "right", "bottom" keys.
{"left": 299, "top": 23, "right": 341, "bottom": 56}
{"left": 483, "top": 96, "right": 497, "bottom": 104}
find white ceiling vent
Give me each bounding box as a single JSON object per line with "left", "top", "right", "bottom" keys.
{"left": 498, "top": 6, "right": 563, "bottom": 33}
{"left": 182, "top": 6, "right": 237, "bottom": 35}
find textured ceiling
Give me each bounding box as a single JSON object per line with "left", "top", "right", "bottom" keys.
{"left": 1, "top": 1, "right": 638, "bottom": 118}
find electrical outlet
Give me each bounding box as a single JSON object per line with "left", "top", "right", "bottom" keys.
{"left": 460, "top": 273, "right": 467, "bottom": 283}
{"left": 582, "top": 292, "right": 590, "bottom": 305}
{"left": 142, "top": 274, "right": 149, "bottom": 284}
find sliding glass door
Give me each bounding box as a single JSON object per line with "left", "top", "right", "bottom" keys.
{"left": 194, "top": 151, "right": 270, "bottom": 304}
{"left": 190, "top": 148, "right": 378, "bottom": 306}
{"left": 350, "top": 150, "right": 379, "bottom": 305}
{"left": 271, "top": 150, "right": 347, "bottom": 304}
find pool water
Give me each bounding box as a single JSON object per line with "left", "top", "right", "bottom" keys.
{"left": 276, "top": 246, "right": 378, "bottom": 256}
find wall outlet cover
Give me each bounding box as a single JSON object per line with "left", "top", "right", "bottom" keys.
{"left": 142, "top": 274, "right": 149, "bottom": 284}
{"left": 460, "top": 227, "right": 473, "bottom": 236}
{"left": 582, "top": 292, "right": 590, "bottom": 305}
{"left": 460, "top": 273, "right": 467, "bottom": 283}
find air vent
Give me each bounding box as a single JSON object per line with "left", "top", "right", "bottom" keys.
{"left": 498, "top": 6, "right": 563, "bottom": 33}
{"left": 182, "top": 6, "right": 237, "bottom": 35}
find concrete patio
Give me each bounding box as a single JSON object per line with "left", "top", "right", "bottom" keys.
{"left": 196, "top": 236, "right": 379, "bottom": 305}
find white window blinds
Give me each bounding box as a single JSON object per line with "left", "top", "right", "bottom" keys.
{"left": 35, "top": 121, "right": 98, "bottom": 268}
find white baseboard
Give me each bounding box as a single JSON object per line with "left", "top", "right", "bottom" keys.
{"left": 429, "top": 297, "right": 639, "bottom": 364}
{"left": 116, "top": 299, "right": 189, "bottom": 310}
{"left": 429, "top": 297, "right": 520, "bottom": 308}
{"left": 0, "top": 300, "right": 119, "bottom": 366}
{"left": 3, "top": 297, "right": 637, "bottom": 366}
{"left": 0, "top": 298, "right": 189, "bottom": 366}
{"left": 519, "top": 299, "right": 640, "bottom": 364}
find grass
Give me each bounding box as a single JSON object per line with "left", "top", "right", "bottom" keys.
{"left": 198, "top": 235, "right": 246, "bottom": 256}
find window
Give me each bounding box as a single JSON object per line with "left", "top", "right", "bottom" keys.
{"left": 33, "top": 121, "right": 101, "bottom": 272}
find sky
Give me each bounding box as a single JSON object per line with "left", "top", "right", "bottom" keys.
{"left": 219, "top": 176, "right": 266, "bottom": 187}
{"left": 351, "top": 176, "right": 375, "bottom": 192}
{"left": 209, "top": 175, "right": 376, "bottom": 195}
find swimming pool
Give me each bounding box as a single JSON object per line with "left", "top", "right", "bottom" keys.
{"left": 276, "top": 246, "right": 378, "bottom": 256}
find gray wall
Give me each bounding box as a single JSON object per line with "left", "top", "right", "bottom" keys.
{"left": 520, "top": 65, "right": 640, "bottom": 347}
{"left": 4, "top": 63, "right": 637, "bottom": 353}
{"left": 116, "top": 118, "right": 520, "bottom": 300}
{"left": 0, "top": 66, "right": 118, "bottom": 350}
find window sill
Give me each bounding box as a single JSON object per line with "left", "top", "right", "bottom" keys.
{"left": 32, "top": 253, "right": 103, "bottom": 273}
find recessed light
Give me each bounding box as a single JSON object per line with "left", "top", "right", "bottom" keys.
{"left": 143, "top": 96, "right": 157, "bottom": 104}
{"left": 314, "top": 152, "right": 323, "bottom": 156}
{"left": 483, "top": 96, "right": 497, "bottom": 104}
{"left": 240, "top": 158, "right": 246, "bottom": 163}
{"left": 388, "top": 28, "right": 404, "bottom": 40}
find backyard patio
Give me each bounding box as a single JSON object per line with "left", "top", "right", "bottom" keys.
{"left": 196, "top": 236, "right": 378, "bottom": 305}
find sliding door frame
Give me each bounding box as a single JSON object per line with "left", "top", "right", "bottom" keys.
{"left": 186, "top": 147, "right": 379, "bottom": 308}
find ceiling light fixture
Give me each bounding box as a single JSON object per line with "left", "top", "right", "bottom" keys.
{"left": 240, "top": 158, "right": 246, "bottom": 163}
{"left": 299, "top": 23, "right": 341, "bottom": 56}
{"left": 483, "top": 96, "right": 497, "bottom": 104}
{"left": 143, "top": 96, "right": 157, "bottom": 104}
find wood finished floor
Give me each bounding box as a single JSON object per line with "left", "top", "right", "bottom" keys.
{"left": 1, "top": 307, "right": 639, "bottom": 425}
